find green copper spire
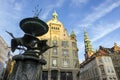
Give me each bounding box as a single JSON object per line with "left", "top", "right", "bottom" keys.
{"left": 84, "top": 28, "right": 94, "bottom": 59}
{"left": 70, "top": 30, "right": 76, "bottom": 36}
{"left": 70, "top": 30, "right": 76, "bottom": 40}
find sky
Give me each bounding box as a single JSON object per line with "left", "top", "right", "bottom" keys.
{"left": 0, "top": 0, "right": 120, "bottom": 61}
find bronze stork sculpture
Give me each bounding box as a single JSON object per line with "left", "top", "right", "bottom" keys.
{"left": 5, "top": 16, "right": 57, "bottom": 80}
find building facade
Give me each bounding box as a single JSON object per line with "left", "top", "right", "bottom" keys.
{"left": 38, "top": 11, "right": 79, "bottom": 80}
{"left": 80, "top": 55, "right": 118, "bottom": 80}
{"left": 0, "top": 36, "right": 9, "bottom": 78}
{"left": 99, "top": 43, "right": 120, "bottom": 80}
{"left": 79, "top": 30, "right": 118, "bottom": 80}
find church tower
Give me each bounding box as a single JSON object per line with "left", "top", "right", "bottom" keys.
{"left": 84, "top": 29, "right": 94, "bottom": 60}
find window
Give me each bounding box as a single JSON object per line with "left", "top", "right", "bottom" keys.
{"left": 73, "top": 60, "right": 76, "bottom": 67}
{"left": 99, "top": 65, "right": 105, "bottom": 74}
{"left": 63, "top": 59, "right": 69, "bottom": 67}
{"left": 72, "top": 42, "right": 76, "bottom": 47}
{"left": 104, "top": 57, "right": 107, "bottom": 62}
{"left": 104, "top": 57, "right": 110, "bottom": 62}
{"left": 107, "top": 57, "right": 110, "bottom": 62}
{"left": 62, "top": 41, "right": 68, "bottom": 47}
{"left": 62, "top": 49, "right": 69, "bottom": 56}
{"left": 52, "top": 48, "right": 57, "bottom": 55}
{"left": 51, "top": 70, "right": 58, "bottom": 80}
{"left": 52, "top": 40, "right": 57, "bottom": 46}
{"left": 52, "top": 58, "right": 57, "bottom": 67}
{"left": 73, "top": 50, "right": 78, "bottom": 57}
{"left": 110, "top": 66, "right": 114, "bottom": 73}
{"left": 107, "top": 66, "right": 110, "bottom": 73}
{"left": 60, "top": 72, "right": 73, "bottom": 80}
{"left": 73, "top": 60, "right": 79, "bottom": 68}
{"left": 95, "top": 68, "right": 98, "bottom": 76}
{"left": 42, "top": 71, "right": 48, "bottom": 80}
{"left": 51, "top": 26, "right": 59, "bottom": 30}
{"left": 98, "top": 58, "right": 102, "bottom": 63}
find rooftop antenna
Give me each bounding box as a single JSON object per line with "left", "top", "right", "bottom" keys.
{"left": 32, "top": 4, "right": 42, "bottom": 18}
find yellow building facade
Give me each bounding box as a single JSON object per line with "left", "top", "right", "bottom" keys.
{"left": 38, "top": 11, "right": 79, "bottom": 80}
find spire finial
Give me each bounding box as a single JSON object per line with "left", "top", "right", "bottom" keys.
{"left": 52, "top": 10, "right": 58, "bottom": 20}
{"left": 33, "top": 5, "right": 42, "bottom": 18}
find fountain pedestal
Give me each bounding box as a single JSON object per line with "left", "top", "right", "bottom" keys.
{"left": 9, "top": 54, "right": 46, "bottom": 80}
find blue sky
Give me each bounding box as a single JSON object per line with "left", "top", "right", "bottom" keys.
{"left": 0, "top": 0, "right": 120, "bottom": 61}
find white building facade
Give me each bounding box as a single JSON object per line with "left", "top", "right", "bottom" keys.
{"left": 80, "top": 56, "right": 118, "bottom": 80}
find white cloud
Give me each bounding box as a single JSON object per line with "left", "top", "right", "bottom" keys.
{"left": 14, "top": 2, "right": 23, "bottom": 11}
{"left": 91, "top": 21, "right": 120, "bottom": 42}
{"left": 41, "top": 0, "right": 64, "bottom": 20}
{"left": 41, "top": 5, "right": 53, "bottom": 20}
{"left": 0, "top": 0, "right": 25, "bottom": 45}
{"left": 82, "top": 0, "right": 120, "bottom": 25}
{"left": 56, "top": 0, "right": 64, "bottom": 7}
{"left": 70, "top": 0, "right": 89, "bottom": 7}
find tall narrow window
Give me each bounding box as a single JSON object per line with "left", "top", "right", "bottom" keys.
{"left": 73, "top": 60, "right": 76, "bottom": 67}
{"left": 51, "top": 70, "right": 58, "bottom": 80}
{"left": 73, "top": 50, "right": 78, "bottom": 57}
{"left": 72, "top": 42, "right": 76, "bottom": 48}
{"left": 42, "top": 71, "right": 48, "bottom": 80}
{"left": 52, "top": 47, "right": 57, "bottom": 55}
{"left": 60, "top": 72, "right": 73, "bottom": 80}
{"left": 52, "top": 58, "right": 57, "bottom": 67}
{"left": 107, "top": 66, "right": 110, "bottom": 73}
{"left": 99, "top": 65, "right": 105, "bottom": 74}
{"left": 52, "top": 40, "right": 57, "bottom": 46}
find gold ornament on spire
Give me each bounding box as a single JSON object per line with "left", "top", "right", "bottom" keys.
{"left": 52, "top": 11, "right": 58, "bottom": 20}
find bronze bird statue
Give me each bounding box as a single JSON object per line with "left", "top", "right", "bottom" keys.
{"left": 6, "top": 31, "right": 57, "bottom": 55}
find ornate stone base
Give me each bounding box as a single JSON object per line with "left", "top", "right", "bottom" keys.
{"left": 9, "top": 54, "right": 46, "bottom": 80}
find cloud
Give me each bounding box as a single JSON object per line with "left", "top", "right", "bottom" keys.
{"left": 82, "top": 0, "right": 120, "bottom": 25}
{"left": 41, "top": 5, "right": 53, "bottom": 20}
{"left": 0, "top": 0, "right": 25, "bottom": 45}
{"left": 41, "top": 0, "right": 64, "bottom": 20}
{"left": 91, "top": 21, "right": 120, "bottom": 42}
{"left": 14, "top": 2, "right": 23, "bottom": 11}
{"left": 56, "top": 0, "right": 64, "bottom": 7}
{"left": 70, "top": 0, "right": 89, "bottom": 7}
